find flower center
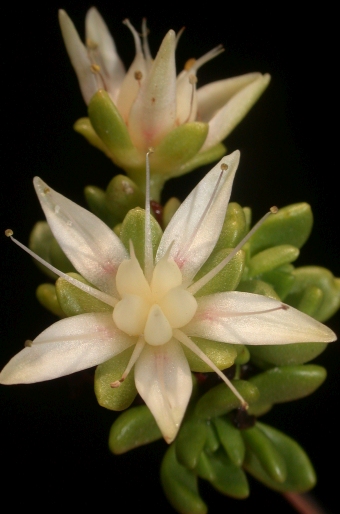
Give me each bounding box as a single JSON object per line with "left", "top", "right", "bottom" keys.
{"left": 112, "top": 250, "right": 197, "bottom": 345}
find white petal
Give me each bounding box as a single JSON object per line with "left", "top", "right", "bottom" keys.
{"left": 85, "top": 7, "right": 125, "bottom": 103}
{"left": 116, "top": 19, "right": 147, "bottom": 123}
{"left": 128, "top": 30, "right": 177, "bottom": 151}
{"left": 185, "top": 292, "right": 337, "bottom": 344}
{"left": 33, "top": 177, "right": 128, "bottom": 297}
{"left": 0, "top": 313, "right": 135, "bottom": 384}
{"left": 134, "top": 340, "right": 192, "bottom": 443}
{"left": 201, "top": 74, "right": 271, "bottom": 151}
{"left": 156, "top": 151, "right": 240, "bottom": 283}
{"left": 58, "top": 10, "right": 98, "bottom": 105}
{"left": 197, "top": 72, "right": 263, "bottom": 122}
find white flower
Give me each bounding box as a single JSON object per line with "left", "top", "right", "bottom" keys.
{"left": 59, "top": 8, "right": 271, "bottom": 192}
{"left": 0, "top": 151, "right": 335, "bottom": 443}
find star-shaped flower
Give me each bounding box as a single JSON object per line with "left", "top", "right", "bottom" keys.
{"left": 59, "top": 8, "right": 270, "bottom": 197}
{"left": 0, "top": 151, "right": 335, "bottom": 442}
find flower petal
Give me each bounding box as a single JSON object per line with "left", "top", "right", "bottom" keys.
{"left": 185, "top": 292, "right": 337, "bottom": 344}
{"left": 156, "top": 151, "right": 240, "bottom": 283}
{"left": 33, "top": 177, "right": 128, "bottom": 297}
{"left": 85, "top": 7, "right": 125, "bottom": 103}
{"left": 197, "top": 72, "right": 263, "bottom": 122}
{"left": 134, "top": 339, "right": 192, "bottom": 443}
{"left": 128, "top": 30, "right": 177, "bottom": 151}
{"left": 0, "top": 313, "right": 135, "bottom": 384}
{"left": 58, "top": 10, "right": 98, "bottom": 105}
{"left": 201, "top": 74, "right": 271, "bottom": 151}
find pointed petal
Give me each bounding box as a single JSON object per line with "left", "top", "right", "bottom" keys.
{"left": 85, "top": 7, "right": 125, "bottom": 103}
{"left": 201, "top": 74, "right": 271, "bottom": 150}
{"left": 58, "top": 10, "right": 98, "bottom": 104}
{"left": 134, "top": 340, "right": 192, "bottom": 443}
{"left": 128, "top": 30, "right": 177, "bottom": 151}
{"left": 116, "top": 20, "right": 147, "bottom": 123}
{"left": 156, "top": 151, "right": 240, "bottom": 283}
{"left": 185, "top": 292, "right": 337, "bottom": 345}
{"left": 197, "top": 73, "right": 263, "bottom": 122}
{"left": 33, "top": 177, "right": 128, "bottom": 297}
{"left": 0, "top": 313, "right": 135, "bottom": 384}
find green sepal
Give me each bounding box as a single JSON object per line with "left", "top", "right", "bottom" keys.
{"left": 248, "top": 245, "right": 299, "bottom": 278}
{"left": 285, "top": 266, "right": 340, "bottom": 322}
{"left": 193, "top": 249, "right": 245, "bottom": 297}
{"left": 36, "top": 283, "right": 65, "bottom": 318}
{"left": 94, "top": 347, "right": 137, "bottom": 411}
{"left": 248, "top": 203, "right": 313, "bottom": 256}
{"left": 201, "top": 449, "right": 249, "bottom": 498}
{"left": 213, "top": 416, "right": 245, "bottom": 466}
{"left": 84, "top": 185, "right": 120, "bottom": 227}
{"left": 151, "top": 122, "right": 209, "bottom": 176}
{"left": 56, "top": 273, "right": 111, "bottom": 316}
{"left": 105, "top": 175, "right": 145, "bottom": 220}
{"left": 183, "top": 338, "right": 237, "bottom": 372}
{"left": 248, "top": 365, "right": 327, "bottom": 416}
{"left": 108, "top": 405, "right": 162, "bottom": 454}
{"left": 29, "top": 221, "right": 75, "bottom": 279}
{"left": 213, "top": 202, "right": 248, "bottom": 253}
{"left": 119, "top": 207, "right": 163, "bottom": 269}
{"left": 195, "top": 380, "right": 260, "bottom": 420}
{"left": 237, "top": 279, "right": 280, "bottom": 300}
{"left": 73, "top": 117, "right": 113, "bottom": 158}
{"left": 244, "top": 422, "right": 316, "bottom": 492}
{"left": 175, "top": 418, "right": 208, "bottom": 469}
{"left": 163, "top": 197, "right": 181, "bottom": 227}
{"left": 248, "top": 342, "right": 328, "bottom": 367}
{"left": 233, "top": 345, "right": 250, "bottom": 365}
{"left": 261, "top": 267, "right": 295, "bottom": 300}
{"left": 176, "top": 143, "right": 227, "bottom": 177}
{"left": 242, "top": 425, "right": 287, "bottom": 483}
{"left": 88, "top": 90, "right": 142, "bottom": 169}
{"left": 160, "top": 445, "right": 208, "bottom": 514}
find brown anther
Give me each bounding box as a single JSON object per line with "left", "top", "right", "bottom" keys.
{"left": 184, "top": 58, "right": 196, "bottom": 71}
{"left": 189, "top": 74, "right": 198, "bottom": 85}
{"left": 270, "top": 206, "right": 279, "bottom": 214}
{"left": 43, "top": 187, "right": 50, "bottom": 194}
{"left": 110, "top": 379, "right": 123, "bottom": 388}
{"left": 281, "top": 304, "right": 289, "bottom": 311}
{"left": 134, "top": 70, "right": 143, "bottom": 81}
{"left": 86, "top": 38, "right": 98, "bottom": 50}
{"left": 5, "top": 229, "right": 13, "bottom": 237}
{"left": 147, "top": 147, "right": 154, "bottom": 154}
{"left": 90, "top": 64, "right": 101, "bottom": 74}
{"left": 220, "top": 163, "right": 229, "bottom": 171}
{"left": 25, "top": 340, "right": 33, "bottom": 347}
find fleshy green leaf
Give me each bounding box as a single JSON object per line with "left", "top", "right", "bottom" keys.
{"left": 244, "top": 422, "right": 316, "bottom": 492}
{"left": 36, "top": 283, "right": 65, "bottom": 318}
{"left": 213, "top": 416, "right": 246, "bottom": 466}
{"left": 56, "top": 273, "right": 112, "bottom": 316}
{"left": 161, "top": 444, "right": 208, "bottom": 514}
{"left": 175, "top": 418, "right": 208, "bottom": 469}
{"left": 109, "top": 405, "right": 162, "bottom": 454}
{"left": 183, "top": 338, "right": 237, "bottom": 372}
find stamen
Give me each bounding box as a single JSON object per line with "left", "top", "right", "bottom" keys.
{"left": 176, "top": 167, "right": 225, "bottom": 266}
{"left": 175, "top": 27, "right": 185, "bottom": 48}
{"left": 144, "top": 149, "right": 154, "bottom": 283}
{"left": 5, "top": 230, "right": 117, "bottom": 308}
{"left": 123, "top": 19, "right": 144, "bottom": 58}
{"left": 110, "top": 337, "right": 145, "bottom": 387}
{"left": 141, "top": 18, "right": 152, "bottom": 65}
{"left": 182, "top": 74, "right": 198, "bottom": 124}
{"left": 134, "top": 70, "right": 143, "bottom": 85}
{"left": 188, "top": 207, "right": 279, "bottom": 295}
{"left": 213, "top": 304, "right": 289, "bottom": 317}
{"left": 173, "top": 329, "right": 248, "bottom": 409}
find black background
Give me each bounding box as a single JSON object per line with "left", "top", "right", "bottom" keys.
{"left": 1, "top": 2, "right": 339, "bottom": 512}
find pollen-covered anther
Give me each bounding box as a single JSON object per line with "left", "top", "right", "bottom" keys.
{"left": 86, "top": 38, "right": 98, "bottom": 50}
{"left": 134, "top": 70, "right": 143, "bottom": 81}
{"left": 221, "top": 163, "right": 229, "bottom": 171}
{"left": 184, "top": 58, "right": 196, "bottom": 71}
{"left": 5, "top": 229, "right": 13, "bottom": 237}
{"left": 270, "top": 205, "right": 279, "bottom": 214}
{"left": 189, "top": 74, "right": 198, "bottom": 85}
{"left": 90, "top": 64, "right": 101, "bottom": 73}
{"left": 110, "top": 378, "right": 124, "bottom": 388}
